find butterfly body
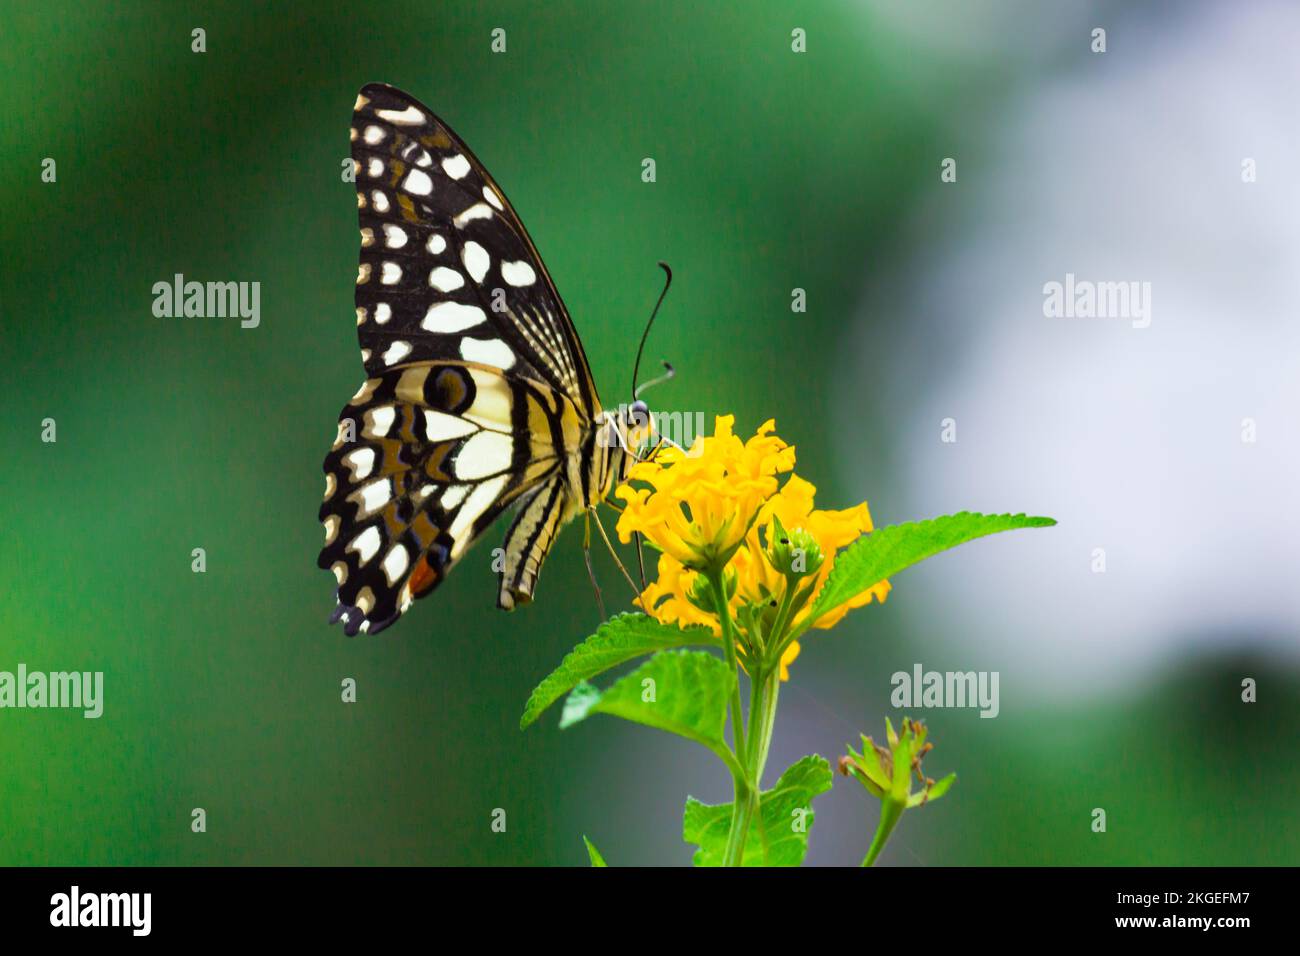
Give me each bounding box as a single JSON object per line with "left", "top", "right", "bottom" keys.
{"left": 318, "top": 84, "right": 646, "bottom": 636}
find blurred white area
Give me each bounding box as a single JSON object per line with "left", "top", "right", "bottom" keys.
{"left": 838, "top": 2, "right": 1300, "bottom": 698}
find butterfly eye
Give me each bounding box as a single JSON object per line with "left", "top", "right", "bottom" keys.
{"left": 629, "top": 399, "right": 649, "bottom": 427}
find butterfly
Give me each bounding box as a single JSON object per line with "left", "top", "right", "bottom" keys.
{"left": 318, "top": 83, "right": 656, "bottom": 636}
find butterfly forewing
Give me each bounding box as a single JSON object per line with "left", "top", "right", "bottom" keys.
{"left": 351, "top": 83, "right": 598, "bottom": 415}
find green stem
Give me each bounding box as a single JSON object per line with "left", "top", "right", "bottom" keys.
{"left": 766, "top": 576, "right": 820, "bottom": 672}
{"left": 862, "top": 798, "right": 905, "bottom": 867}
{"left": 751, "top": 676, "right": 779, "bottom": 783}
{"left": 765, "top": 586, "right": 798, "bottom": 670}
{"left": 724, "top": 672, "right": 781, "bottom": 868}
{"left": 708, "top": 568, "right": 747, "bottom": 762}
{"left": 770, "top": 610, "right": 811, "bottom": 670}
{"left": 746, "top": 669, "right": 769, "bottom": 764}
{"left": 709, "top": 566, "right": 753, "bottom": 867}
{"left": 708, "top": 569, "right": 792, "bottom": 867}
{"left": 721, "top": 780, "right": 754, "bottom": 867}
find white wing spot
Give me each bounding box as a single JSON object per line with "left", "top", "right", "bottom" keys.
{"left": 454, "top": 203, "right": 493, "bottom": 227}
{"left": 403, "top": 168, "right": 434, "bottom": 196}
{"left": 483, "top": 186, "right": 504, "bottom": 210}
{"left": 383, "top": 224, "right": 408, "bottom": 249}
{"left": 365, "top": 405, "right": 397, "bottom": 437}
{"left": 455, "top": 431, "right": 513, "bottom": 480}
{"left": 374, "top": 302, "right": 392, "bottom": 324}
{"left": 422, "top": 301, "right": 486, "bottom": 333}
{"left": 501, "top": 260, "right": 537, "bottom": 287}
{"left": 380, "top": 262, "right": 402, "bottom": 285}
{"left": 367, "top": 157, "right": 384, "bottom": 178}
{"left": 424, "top": 410, "right": 477, "bottom": 441}
{"left": 363, "top": 125, "right": 385, "bottom": 145}
{"left": 460, "top": 337, "right": 516, "bottom": 370}
{"left": 442, "top": 154, "right": 471, "bottom": 180}
{"left": 343, "top": 448, "right": 376, "bottom": 481}
{"left": 348, "top": 526, "right": 383, "bottom": 563}
{"left": 402, "top": 142, "right": 433, "bottom": 168}
{"left": 371, "top": 191, "right": 390, "bottom": 213}
{"left": 427, "top": 233, "right": 447, "bottom": 255}
{"left": 382, "top": 340, "right": 412, "bottom": 366}
{"left": 376, "top": 105, "right": 425, "bottom": 125}
{"left": 382, "top": 544, "right": 410, "bottom": 585}
{"left": 354, "top": 479, "right": 392, "bottom": 516}
{"left": 428, "top": 267, "right": 464, "bottom": 292}
{"left": 442, "top": 485, "right": 469, "bottom": 509}
{"left": 462, "top": 241, "right": 490, "bottom": 283}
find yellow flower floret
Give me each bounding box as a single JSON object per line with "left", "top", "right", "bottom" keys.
{"left": 615, "top": 415, "right": 794, "bottom": 570}
{"left": 617, "top": 416, "right": 891, "bottom": 681}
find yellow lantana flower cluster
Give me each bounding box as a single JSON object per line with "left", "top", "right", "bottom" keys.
{"left": 614, "top": 415, "right": 794, "bottom": 570}
{"left": 614, "top": 415, "right": 891, "bottom": 681}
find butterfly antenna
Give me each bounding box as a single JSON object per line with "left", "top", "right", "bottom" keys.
{"left": 634, "top": 361, "right": 675, "bottom": 400}
{"left": 631, "top": 262, "right": 672, "bottom": 396}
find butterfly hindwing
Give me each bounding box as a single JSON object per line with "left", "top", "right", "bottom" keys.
{"left": 497, "top": 473, "right": 571, "bottom": 610}
{"left": 317, "top": 362, "right": 577, "bottom": 634}
{"left": 351, "top": 83, "right": 599, "bottom": 417}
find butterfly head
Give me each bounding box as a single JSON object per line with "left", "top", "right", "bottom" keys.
{"left": 591, "top": 399, "right": 653, "bottom": 492}
{"left": 624, "top": 399, "right": 654, "bottom": 456}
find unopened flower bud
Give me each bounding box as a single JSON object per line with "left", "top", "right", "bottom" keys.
{"left": 767, "top": 516, "right": 824, "bottom": 579}
{"left": 686, "top": 567, "right": 736, "bottom": 615}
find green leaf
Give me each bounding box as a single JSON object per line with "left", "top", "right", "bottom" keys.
{"left": 808, "top": 512, "right": 1056, "bottom": 624}
{"left": 558, "top": 651, "right": 738, "bottom": 771}
{"left": 520, "top": 613, "right": 718, "bottom": 729}
{"left": 909, "top": 772, "right": 957, "bottom": 808}
{"left": 583, "top": 835, "right": 607, "bottom": 867}
{"left": 682, "top": 755, "right": 834, "bottom": 866}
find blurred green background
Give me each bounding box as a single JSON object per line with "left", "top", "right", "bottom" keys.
{"left": 2, "top": 1, "right": 1295, "bottom": 866}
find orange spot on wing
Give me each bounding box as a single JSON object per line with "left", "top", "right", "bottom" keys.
{"left": 408, "top": 554, "right": 439, "bottom": 597}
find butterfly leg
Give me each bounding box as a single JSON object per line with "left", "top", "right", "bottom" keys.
{"left": 582, "top": 511, "right": 607, "bottom": 622}
{"left": 634, "top": 532, "right": 647, "bottom": 592}
{"left": 590, "top": 507, "right": 643, "bottom": 603}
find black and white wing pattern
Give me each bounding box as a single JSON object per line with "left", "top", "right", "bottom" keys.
{"left": 349, "top": 82, "right": 599, "bottom": 416}
{"left": 317, "top": 84, "right": 604, "bottom": 636}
